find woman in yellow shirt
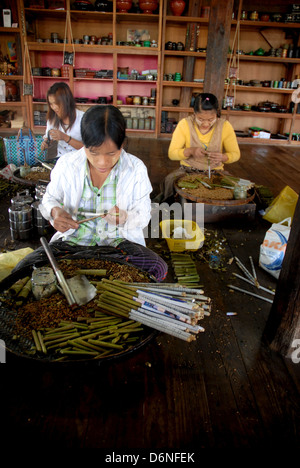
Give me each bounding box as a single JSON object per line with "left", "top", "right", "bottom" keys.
{"left": 160, "top": 93, "right": 240, "bottom": 200}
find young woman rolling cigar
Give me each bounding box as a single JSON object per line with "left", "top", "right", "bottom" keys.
{"left": 13, "top": 106, "right": 167, "bottom": 282}
{"left": 157, "top": 93, "right": 241, "bottom": 201}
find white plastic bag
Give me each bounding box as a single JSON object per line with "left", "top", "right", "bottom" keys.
{"left": 259, "top": 217, "right": 291, "bottom": 279}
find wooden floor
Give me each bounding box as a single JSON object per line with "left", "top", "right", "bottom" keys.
{"left": 1, "top": 139, "right": 300, "bottom": 449}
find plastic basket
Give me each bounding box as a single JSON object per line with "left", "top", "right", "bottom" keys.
{"left": 160, "top": 219, "right": 204, "bottom": 252}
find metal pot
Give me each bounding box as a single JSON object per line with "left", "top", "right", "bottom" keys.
{"left": 8, "top": 204, "right": 33, "bottom": 240}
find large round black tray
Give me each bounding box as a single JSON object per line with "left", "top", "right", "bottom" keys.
{"left": 0, "top": 255, "right": 157, "bottom": 365}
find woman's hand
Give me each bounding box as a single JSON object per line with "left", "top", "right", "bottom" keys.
{"left": 48, "top": 129, "right": 68, "bottom": 143}
{"left": 184, "top": 146, "right": 207, "bottom": 161}
{"left": 206, "top": 151, "right": 228, "bottom": 166}
{"left": 104, "top": 206, "right": 127, "bottom": 226}
{"left": 51, "top": 207, "right": 79, "bottom": 232}
{"left": 41, "top": 139, "right": 49, "bottom": 151}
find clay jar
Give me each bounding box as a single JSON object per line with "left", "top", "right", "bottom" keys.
{"left": 5, "top": 81, "right": 18, "bottom": 101}
{"left": 170, "top": 0, "right": 186, "bottom": 16}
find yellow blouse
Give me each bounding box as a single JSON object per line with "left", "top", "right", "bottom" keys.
{"left": 168, "top": 117, "right": 241, "bottom": 170}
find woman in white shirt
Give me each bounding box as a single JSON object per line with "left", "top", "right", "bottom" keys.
{"left": 14, "top": 105, "right": 168, "bottom": 282}
{"left": 41, "top": 82, "right": 84, "bottom": 158}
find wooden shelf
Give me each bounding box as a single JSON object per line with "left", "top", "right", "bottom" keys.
{"left": 0, "top": 27, "right": 20, "bottom": 33}
{"left": 163, "top": 50, "right": 206, "bottom": 57}
{"left": 165, "top": 16, "right": 209, "bottom": 24}
{"left": 0, "top": 102, "right": 26, "bottom": 107}
{"left": 162, "top": 81, "right": 203, "bottom": 87}
{"left": 116, "top": 12, "right": 160, "bottom": 23}
{"left": 24, "top": 8, "right": 67, "bottom": 19}
{"left": 235, "top": 19, "right": 300, "bottom": 29}
{"left": 223, "top": 110, "right": 296, "bottom": 119}
{"left": 0, "top": 75, "right": 24, "bottom": 80}
{"left": 228, "top": 85, "right": 295, "bottom": 94}
{"left": 236, "top": 55, "right": 300, "bottom": 64}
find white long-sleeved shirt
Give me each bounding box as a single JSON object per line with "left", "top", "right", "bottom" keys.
{"left": 39, "top": 147, "right": 153, "bottom": 246}
{"left": 44, "top": 109, "right": 84, "bottom": 158}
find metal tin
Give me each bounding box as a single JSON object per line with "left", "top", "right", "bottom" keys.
{"left": 51, "top": 68, "right": 61, "bottom": 77}
{"left": 31, "top": 267, "right": 57, "bottom": 300}
{"left": 8, "top": 204, "right": 33, "bottom": 240}
{"left": 250, "top": 10, "right": 258, "bottom": 20}
{"left": 32, "top": 201, "right": 50, "bottom": 235}
{"left": 133, "top": 96, "right": 141, "bottom": 105}
{"left": 11, "top": 190, "right": 33, "bottom": 208}
{"left": 233, "top": 186, "right": 248, "bottom": 200}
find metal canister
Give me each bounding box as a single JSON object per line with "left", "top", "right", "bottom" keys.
{"left": 31, "top": 267, "right": 57, "bottom": 300}
{"left": 233, "top": 185, "right": 248, "bottom": 200}
{"left": 11, "top": 190, "right": 33, "bottom": 208}
{"left": 31, "top": 200, "right": 50, "bottom": 236}
{"left": 8, "top": 204, "right": 33, "bottom": 240}
{"left": 35, "top": 183, "right": 47, "bottom": 200}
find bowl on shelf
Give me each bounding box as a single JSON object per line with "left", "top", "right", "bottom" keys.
{"left": 139, "top": 0, "right": 158, "bottom": 14}
{"left": 116, "top": 0, "right": 132, "bottom": 12}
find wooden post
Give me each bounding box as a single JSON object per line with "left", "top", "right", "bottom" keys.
{"left": 203, "top": 0, "right": 234, "bottom": 107}
{"left": 264, "top": 195, "right": 300, "bottom": 359}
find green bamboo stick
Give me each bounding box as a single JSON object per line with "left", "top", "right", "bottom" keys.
{"left": 8, "top": 276, "right": 30, "bottom": 296}
{"left": 74, "top": 269, "right": 107, "bottom": 276}
{"left": 37, "top": 331, "right": 47, "bottom": 354}
{"left": 88, "top": 339, "right": 124, "bottom": 350}
{"left": 32, "top": 330, "right": 41, "bottom": 352}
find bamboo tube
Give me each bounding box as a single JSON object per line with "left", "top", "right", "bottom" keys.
{"left": 32, "top": 330, "right": 42, "bottom": 352}
{"left": 74, "top": 269, "right": 106, "bottom": 276}
{"left": 37, "top": 331, "right": 47, "bottom": 354}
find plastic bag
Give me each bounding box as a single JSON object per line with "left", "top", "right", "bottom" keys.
{"left": 263, "top": 186, "right": 298, "bottom": 224}
{"left": 259, "top": 217, "right": 291, "bottom": 279}
{"left": 0, "top": 247, "right": 34, "bottom": 281}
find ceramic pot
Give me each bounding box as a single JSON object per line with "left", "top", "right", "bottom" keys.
{"left": 116, "top": 0, "right": 132, "bottom": 12}
{"left": 139, "top": 0, "right": 158, "bottom": 14}
{"left": 5, "top": 81, "right": 18, "bottom": 101}
{"left": 170, "top": 0, "right": 185, "bottom": 16}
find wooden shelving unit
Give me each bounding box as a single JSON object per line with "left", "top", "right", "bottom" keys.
{"left": 158, "top": 0, "right": 300, "bottom": 143}
{"left": 21, "top": 0, "right": 163, "bottom": 136}
{"left": 1, "top": 0, "right": 299, "bottom": 143}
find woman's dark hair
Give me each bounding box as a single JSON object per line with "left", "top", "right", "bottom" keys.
{"left": 81, "top": 105, "right": 126, "bottom": 149}
{"left": 193, "top": 93, "right": 221, "bottom": 117}
{"left": 46, "top": 82, "right": 77, "bottom": 130}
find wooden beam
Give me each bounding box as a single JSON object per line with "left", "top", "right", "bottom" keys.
{"left": 264, "top": 195, "right": 300, "bottom": 359}
{"left": 203, "top": 0, "right": 234, "bottom": 107}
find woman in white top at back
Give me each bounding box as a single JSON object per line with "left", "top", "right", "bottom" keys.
{"left": 41, "top": 82, "right": 84, "bottom": 158}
